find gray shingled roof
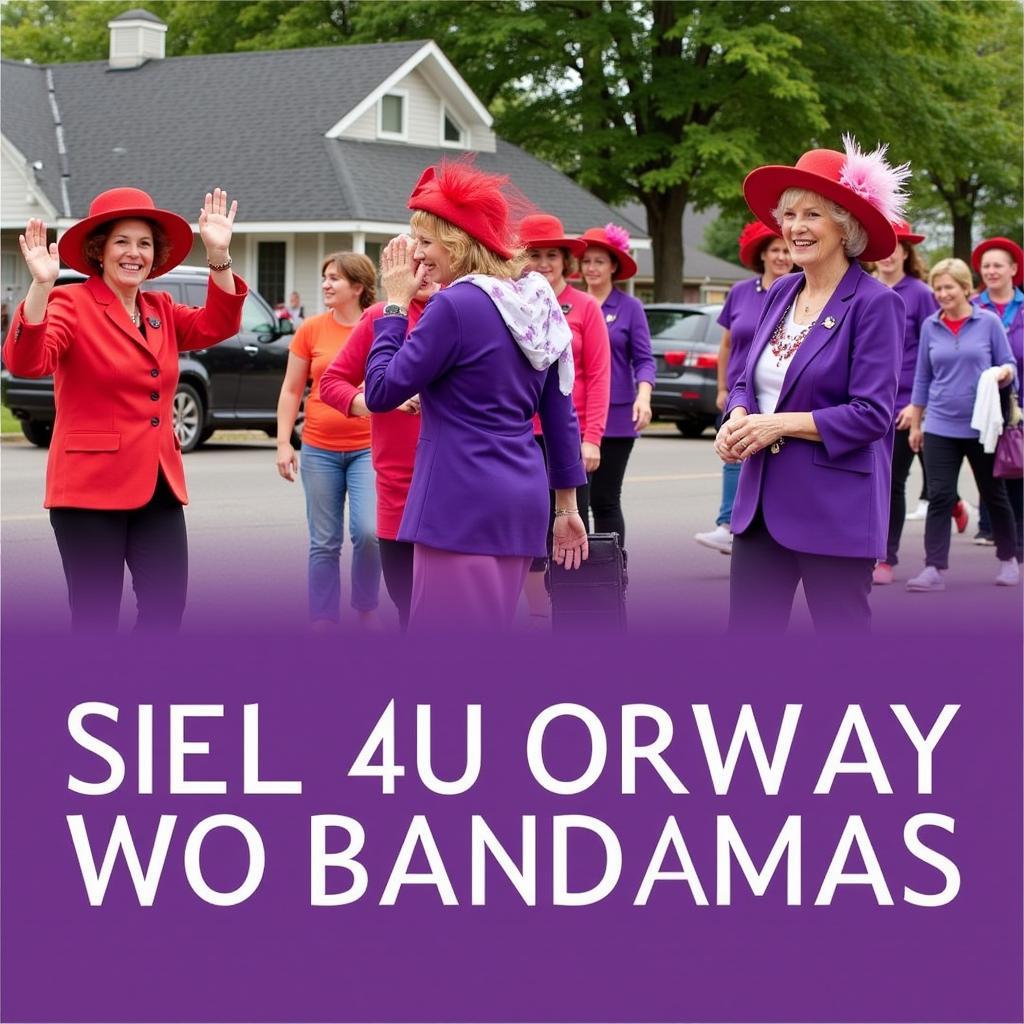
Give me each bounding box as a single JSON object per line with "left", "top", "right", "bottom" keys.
{"left": 1, "top": 41, "right": 644, "bottom": 238}
{"left": 110, "top": 8, "right": 165, "bottom": 23}
{"left": 1, "top": 60, "right": 65, "bottom": 212}
{"left": 618, "top": 201, "right": 748, "bottom": 283}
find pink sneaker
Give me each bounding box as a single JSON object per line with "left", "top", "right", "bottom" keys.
{"left": 871, "top": 562, "right": 894, "bottom": 585}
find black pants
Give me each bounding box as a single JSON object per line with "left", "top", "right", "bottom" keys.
{"left": 886, "top": 428, "right": 915, "bottom": 566}
{"left": 379, "top": 538, "right": 414, "bottom": 631}
{"left": 978, "top": 479, "right": 1023, "bottom": 557}
{"left": 589, "top": 436, "right": 636, "bottom": 545}
{"left": 922, "top": 433, "right": 1016, "bottom": 567}
{"left": 729, "top": 513, "right": 873, "bottom": 635}
{"left": 530, "top": 435, "right": 590, "bottom": 573}
{"left": 49, "top": 474, "right": 187, "bottom": 633}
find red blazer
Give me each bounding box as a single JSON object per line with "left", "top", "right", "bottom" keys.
{"left": 2, "top": 274, "right": 247, "bottom": 509}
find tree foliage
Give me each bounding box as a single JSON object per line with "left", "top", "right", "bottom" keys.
{"left": 2, "top": 0, "right": 1020, "bottom": 292}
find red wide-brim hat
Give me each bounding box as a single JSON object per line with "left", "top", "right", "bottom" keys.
{"left": 743, "top": 139, "right": 908, "bottom": 262}
{"left": 892, "top": 219, "right": 925, "bottom": 246}
{"left": 579, "top": 225, "right": 637, "bottom": 281}
{"left": 518, "top": 213, "right": 586, "bottom": 258}
{"left": 737, "top": 220, "right": 782, "bottom": 270}
{"left": 58, "top": 187, "right": 194, "bottom": 278}
{"left": 972, "top": 237, "right": 1024, "bottom": 287}
{"left": 408, "top": 162, "right": 517, "bottom": 260}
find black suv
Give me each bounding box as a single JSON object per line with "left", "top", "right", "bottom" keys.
{"left": 2, "top": 266, "right": 298, "bottom": 452}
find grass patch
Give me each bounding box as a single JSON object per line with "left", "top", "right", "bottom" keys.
{"left": 1, "top": 406, "right": 20, "bottom": 434}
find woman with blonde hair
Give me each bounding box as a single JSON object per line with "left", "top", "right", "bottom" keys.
{"left": 276, "top": 251, "right": 382, "bottom": 628}
{"left": 364, "top": 161, "right": 589, "bottom": 629}
{"left": 905, "top": 257, "right": 1018, "bottom": 591}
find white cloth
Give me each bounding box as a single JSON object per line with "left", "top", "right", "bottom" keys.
{"left": 458, "top": 272, "right": 575, "bottom": 395}
{"left": 754, "top": 302, "right": 805, "bottom": 415}
{"left": 971, "top": 366, "right": 1006, "bottom": 452}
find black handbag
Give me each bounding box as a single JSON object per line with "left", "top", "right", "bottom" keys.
{"left": 548, "top": 532, "right": 628, "bottom": 632}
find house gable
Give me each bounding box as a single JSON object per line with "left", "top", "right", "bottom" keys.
{"left": 328, "top": 41, "right": 495, "bottom": 152}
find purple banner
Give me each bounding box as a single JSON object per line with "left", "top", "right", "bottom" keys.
{"left": 2, "top": 626, "right": 1021, "bottom": 1023}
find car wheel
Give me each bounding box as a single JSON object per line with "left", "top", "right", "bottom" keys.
{"left": 675, "top": 421, "right": 709, "bottom": 438}
{"left": 173, "top": 382, "right": 206, "bottom": 453}
{"left": 20, "top": 420, "right": 53, "bottom": 448}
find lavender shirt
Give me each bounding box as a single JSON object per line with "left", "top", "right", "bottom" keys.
{"left": 365, "top": 283, "right": 586, "bottom": 558}
{"left": 718, "top": 277, "right": 774, "bottom": 392}
{"left": 911, "top": 307, "right": 1017, "bottom": 439}
{"left": 592, "top": 287, "right": 656, "bottom": 438}
{"left": 891, "top": 275, "right": 939, "bottom": 409}
{"left": 974, "top": 287, "right": 1024, "bottom": 383}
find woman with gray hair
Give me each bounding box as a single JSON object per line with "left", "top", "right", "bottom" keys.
{"left": 714, "top": 137, "right": 907, "bottom": 633}
{"left": 904, "top": 257, "right": 1018, "bottom": 591}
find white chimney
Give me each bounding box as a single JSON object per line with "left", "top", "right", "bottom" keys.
{"left": 108, "top": 9, "right": 167, "bottom": 70}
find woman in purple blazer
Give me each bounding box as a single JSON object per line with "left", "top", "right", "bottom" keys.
{"left": 364, "top": 161, "right": 589, "bottom": 629}
{"left": 694, "top": 220, "right": 793, "bottom": 555}
{"left": 714, "top": 136, "right": 908, "bottom": 634}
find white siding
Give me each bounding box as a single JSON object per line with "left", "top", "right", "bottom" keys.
{"left": 0, "top": 145, "right": 58, "bottom": 226}
{"left": 344, "top": 106, "right": 377, "bottom": 141}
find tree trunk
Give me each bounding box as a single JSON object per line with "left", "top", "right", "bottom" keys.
{"left": 645, "top": 187, "right": 688, "bottom": 302}
{"left": 951, "top": 208, "right": 974, "bottom": 265}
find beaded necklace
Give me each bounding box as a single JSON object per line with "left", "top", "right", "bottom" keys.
{"left": 769, "top": 303, "right": 815, "bottom": 366}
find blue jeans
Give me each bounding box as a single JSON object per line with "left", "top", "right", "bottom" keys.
{"left": 300, "top": 443, "right": 380, "bottom": 621}
{"left": 716, "top": 461, "right": 741, "bottom": 527}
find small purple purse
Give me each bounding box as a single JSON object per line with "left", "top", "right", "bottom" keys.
{"left": 994, "top": 423, "right": 1023, "bottom": 479}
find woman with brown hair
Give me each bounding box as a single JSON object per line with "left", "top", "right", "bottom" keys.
{"left": 276, "top": 252, "right": 382, "bottom": 629}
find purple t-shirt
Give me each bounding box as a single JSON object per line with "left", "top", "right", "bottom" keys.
{"left": 717, "top": 276, "right": 773, "bottom": 392}
{"left": 891, "top": 275, "right": 938, "bottom": 408}
{"left": 974, "top": 288, "right": 1023, "bottom": 384}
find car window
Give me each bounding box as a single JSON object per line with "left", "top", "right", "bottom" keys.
{"left": 645, "top": 309, "right": 708, "bottom": 342}
{"left": 241, "top": 293, "right": 276, "bottom": 334}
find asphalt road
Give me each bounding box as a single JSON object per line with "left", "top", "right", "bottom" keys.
{"left": 2, "top": 423, "right": 1020, "bottom": 635}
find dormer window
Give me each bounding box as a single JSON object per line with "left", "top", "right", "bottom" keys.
{"left": 441, "top": 106, "right": 466, "bottom": 147}
{"left": 378, "top": 92, "right": 407, "bottom": 140}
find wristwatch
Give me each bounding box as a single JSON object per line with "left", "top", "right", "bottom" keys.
{"left": 382, "top": 303, "right": 408, "bottom": 317}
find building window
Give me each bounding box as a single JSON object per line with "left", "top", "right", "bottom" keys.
{"left": 442, "top": 107, "right": 465, "bottom": 147}
{"left": 378, "top": 93, "right": 406, "bottom": 139}
{"left": 257, "top": 241, "right": 286, "bottom": 306}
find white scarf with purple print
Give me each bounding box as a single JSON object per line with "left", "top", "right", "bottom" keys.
{"left": 457, "top": 271, "right": 575, "bottom": 395}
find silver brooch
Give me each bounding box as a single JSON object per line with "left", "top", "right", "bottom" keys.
{"left": 823, "top": 316, "right": 836, "bottom": 329}
{"left": 560, "top": 303, "right": 572, "bottom": 314}
{"left": 605, "top": 313, "right": 617, "bottom": 324}
{"left": 147, "top": 317, "right": 161, "bottom": 329}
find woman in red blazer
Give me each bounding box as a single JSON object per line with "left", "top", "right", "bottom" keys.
{"left": 2, "top": 187, "right": 246, "bottom": 633}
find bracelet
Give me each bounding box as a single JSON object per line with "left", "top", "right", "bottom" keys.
{"left": 553, "top": 508, "right": 578, "bottom": 517}
{"left": 207, "top": 257, "right": 232, "bottom": 272}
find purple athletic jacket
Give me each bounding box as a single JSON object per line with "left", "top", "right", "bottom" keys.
{"left": 726, "top": 262, "right": 903, "bottom": 560}
{"left": 365, "top": 282, "right": 586, "bottom": 558}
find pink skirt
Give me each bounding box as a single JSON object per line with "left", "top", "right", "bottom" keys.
{"left": 410, "top": 544, "right": 531, "bottom": 631}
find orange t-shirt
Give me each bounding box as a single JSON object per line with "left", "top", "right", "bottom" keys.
{"left": 289, "top": 312, "right": 372, "bottom": 452}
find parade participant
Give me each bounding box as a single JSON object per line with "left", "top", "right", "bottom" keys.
{"left": 3, "top": 187, "right": 244, "bottom": 632}
{"left": 518, "top": 213, "right": 609, "bottom": 622}
{"left": 715, "top": 136, "right": 907, "bottom": 634}
{"left": 364, "top": 161, "right": 589, "bottom": 629}
{"left": 694, "top": 221, "right": 793, "bottom": 555}
{"left": 871, "top": 221, "right": 948, "bottom": 586}
{"left": 972, "top": 237, "right": 1023, "bottom": 561}
{"left": 275, "top": 252, "right": 381, "bottom": 630}
{"left": 319, "top": 278, "right": 434, "bottom": 630}
{"left": 285, "top": 290, "right": 305, "bottom": 326}
{"left": 905, "top": 258, "right": 1018, "bottom": 591}
{"left": 579, "top": 223, "right": 656, "bottom": 545}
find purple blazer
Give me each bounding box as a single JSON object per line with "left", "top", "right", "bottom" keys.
{"left": 726, "top": 262, "right": 904, "bottom": 559}
{"left": 596, "top": 287, "right": 656, "bottom": 437}
{"left": 365, "top": 282, "right": 586, "bottom": 558}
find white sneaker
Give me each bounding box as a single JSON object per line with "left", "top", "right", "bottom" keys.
{"left": 694, "top": 525, "right": 733, "bottom": 555}
{"left": 906, "top": 566, "right": 946, "bottom": 592}
{"left": 995, "top": 560, "right": 1021, "bottom": 587}
{"left": 905, "top": 500, "right": 929, "bottom": 521}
